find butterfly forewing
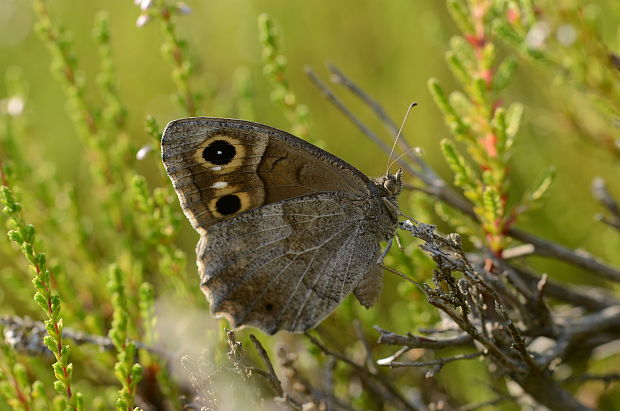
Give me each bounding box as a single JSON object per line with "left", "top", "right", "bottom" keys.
{"left": 162, "top": 118, "right": 373, "bottom": 234}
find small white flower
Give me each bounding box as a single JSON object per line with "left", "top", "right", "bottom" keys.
{"left": 7, "top": 96, "right": 24, "bottom": 117}
{"left": 136, "top": 144, "right": 153, "bottom": 160}
{"left": 136, "top": 13, "right": 150, "bottom": 27}
{"left": 176, "top": 2, "right": 191, "bottom": 14}
{"left": 134, "top": 0, "right": 153, "bottom": 9}
{"left": 140, "top": 0, "right": 153, "bottom": 10}
{"left": 525, "top": 21, "right": 551, "bottom": 50}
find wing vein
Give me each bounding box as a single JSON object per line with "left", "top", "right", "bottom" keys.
{"left": 288, "top": 227, "right": 360, "bottom": 330}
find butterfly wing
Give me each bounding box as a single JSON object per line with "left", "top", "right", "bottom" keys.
{"left": 197, "top": 191, "right": 381, "bottom": 334}
{"left": 162, "top": 117, "right": 374, "bottom": 235}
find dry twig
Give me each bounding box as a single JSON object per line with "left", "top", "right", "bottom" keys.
{"left": 305, "top": 332, "right": 419, "bottom": 411}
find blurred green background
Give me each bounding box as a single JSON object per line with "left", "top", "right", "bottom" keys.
{"left": 1, "top": 0, "right": 619, "bottom": 409}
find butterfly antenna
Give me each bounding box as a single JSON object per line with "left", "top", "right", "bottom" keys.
{"left": 386, "top": 102, "right": 418, "bottom": 174}
{"left": 387, "top": 146, "right": 419, "bottom": 172}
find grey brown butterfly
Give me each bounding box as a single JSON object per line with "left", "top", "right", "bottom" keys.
{"left": 161, "top": 117, "right": 402, "bottom": 334}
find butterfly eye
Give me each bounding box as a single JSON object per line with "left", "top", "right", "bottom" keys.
{"left": 202, "top": 139, "right": 236, "bottom": 165}
{"left": 383, "top": 177, "right": 396, "bottom": 192}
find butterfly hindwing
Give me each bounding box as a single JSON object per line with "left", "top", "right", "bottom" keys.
{"left": 196, "top": 192, "right": 381, "bottom": 334}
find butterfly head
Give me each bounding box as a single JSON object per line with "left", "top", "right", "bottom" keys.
{"left": 380, "top": 168, "right": 403, "bottom": 198}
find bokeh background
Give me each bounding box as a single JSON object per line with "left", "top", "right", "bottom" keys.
{"left": 1, "top": 0, "right": 619, "bottom": 409}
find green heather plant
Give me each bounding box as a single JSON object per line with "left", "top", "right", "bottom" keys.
{"left": 430, "top": 0, "right": 556, "bottom": 255}
{"left": 258, "top": 13, "right": 312, "bottom": 142}
{"left": 1, "top": 172, "right": 83, "bottom": 410}
{"left": 0, "top": 0, "right": 619, "bottom": 410}
{"left": 107, "top": 265, "right": 143, "bottom": 411}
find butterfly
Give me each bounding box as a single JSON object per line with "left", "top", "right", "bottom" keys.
{"left": 162, "top": 117, "right": 402, "bottom": 334}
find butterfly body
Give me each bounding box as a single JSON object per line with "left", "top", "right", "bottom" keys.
{"left": 162, "top": 117, "right": 401, "bottom": 334}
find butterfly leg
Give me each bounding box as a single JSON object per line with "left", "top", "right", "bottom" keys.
{"left": 376, "top": 237, "right": 393, "bottom": 264}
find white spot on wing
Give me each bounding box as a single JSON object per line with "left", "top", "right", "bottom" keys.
{"left": 211, "top": 181, "right": 228, "bottom": 189}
